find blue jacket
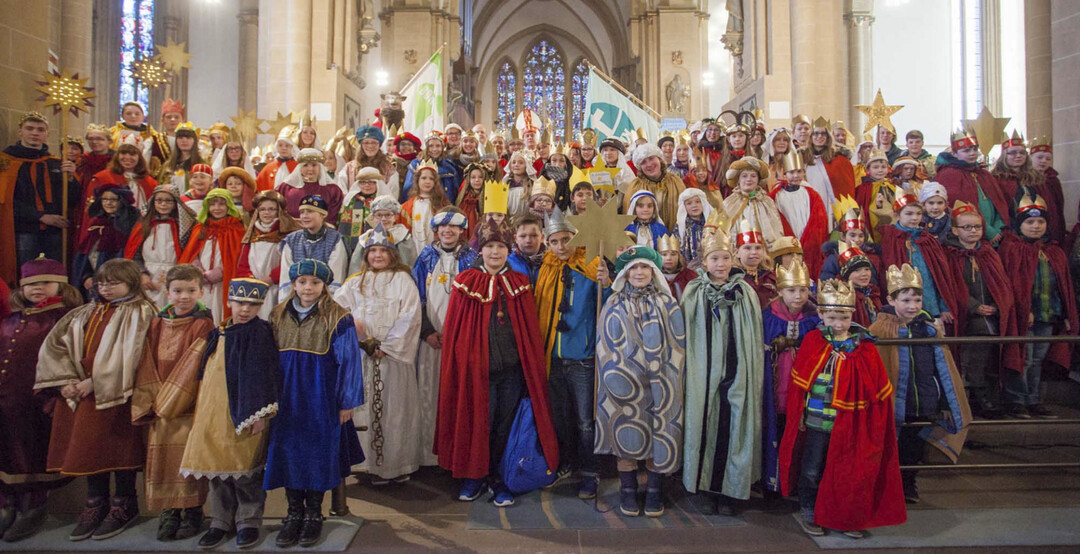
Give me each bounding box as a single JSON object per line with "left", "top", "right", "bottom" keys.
{"left": 401, "top": 157, "right": 461, "bottom": 203}
{"left": 508, "top": 251, "right": 542, "bottom": 286}
{"left": 544, "top": 266, "right": 612, "bottom": 362}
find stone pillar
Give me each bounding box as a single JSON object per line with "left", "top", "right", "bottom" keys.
{"left": 1025, "top": 0, "right": 1052, "bottom": 138}
{"left": 1052, "top": 0, "right": 1080, "bottom": 226}
{"left": 980, "top": 0, "right": 1002, "bottom": 115}
{"left": 260, "top": 0, "right": 312, "bottom": 118}
{"left": 60, "top": 0, "right": 94, "bottom": 137}
{"left": 789, "top": 0, "right": 848, "bottom": 121}
{"left": 237, "top": 0, "right": 259, "bottom": 113}
{"left": 844, "top": 0, "right": 874, "bottom": 133}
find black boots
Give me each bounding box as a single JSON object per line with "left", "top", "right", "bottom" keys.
{"left": 275, "top": 489, "right": 305, "bottom": 547}
{"left": 643, "top": 471, "right": 664, "bottom": 517}
{"left": 299, "top": 490, "right": 325, "bottom": 547}
{"left": 618, "top": 471, "right": 639, "bottom": 516}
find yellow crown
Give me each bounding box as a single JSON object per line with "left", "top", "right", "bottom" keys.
{"left": 700, "top": 226, "right": 732, "bottom": 257}
{"left": 781, "top": 150, "right": 805, "bottom": 172}
{"left": 1029, "top": 135, "right": 1052, "bottom": 153}
{"left": 85, "top": 123, "right": 110, "bottom": 137}
{"left": 656, "top": 233, "right": 681, "bottom": 253}
{"left": 813, "top": 116, "right": 831, "bottom": 130}
{"left": 792, "top": 114, "right": 811, "bottom": 127}
{"left": 704, "top": 209, "right": 728, "bottom": 232}
{"left": 531, "top": 176, "right": 557, "bottom": 199}
{"left": 771, "top": 235, "right": 802, "bottom": 258}
{"left": 482, "top": 179, "right": 510, "bottom": 215}
{"left": 175, "top": 121, "right": 198, "bottom": 134}
{"left": 951, "top": 127, "right": 978, "bottom": 150}
{"left": 580, "top": 128, "right": 598, "bottom": 147}
{"left": 1017, "top": 192, "right": 1047, "bottom": 214}
{"left": 866, "top": 148, "right": 889, "bottom": 166}
{"left": 817, "top": 279, "right": 856, "bottom": 311}
{"left": 676, "top": 129, "right": 691, "bottom": 147}
{"left": 634, "top": 127, "right": 647, "bottom": 141}
{"left": 208, "top": 122, "right": 230, "bottom": 135}
{"left": 277, "top": 124, "right": 298, "bottom": 142}
{"left": 886, "top": 263, "right": 923, "bottom": 296}
{"left": 833, "top": 195, "right": 866, "bottom": 231}
{"left": 777, "top": 259, "right": 811, "bottom": 289}
{"left": 416, "top": 158, "right": 440, "bottom": 175}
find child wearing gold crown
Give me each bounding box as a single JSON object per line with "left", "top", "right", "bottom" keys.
{"left": 853, "top": 148, "right": 894, "bottom": 242}
{"left": 657, "top": 233, "right": 697, "bottom": 301}
{"left": 761, "top": 260, "right": 820, "bottom": 504}
{"left": 934, "top": 127, "right": 1011, "bottom": 244}
{"left": 998, "top": 194, "right": 1077, "bottom": 419}
{"left": 681, "top": 223, "right": 764, "bottom": 517}
{"left": 820, "top": 198, "right": 883, "bottom": 283}
{"left": 769, "top": 151, "right": 829, "bottom": 278}
{"left": 869, "top": 264, "right": 971, "bottom": 505}
{"left": 732, "top": 217, "right": 777, "bottom": 309}
{"left": 779, "top": 278, "right": 905, "bottom": 538}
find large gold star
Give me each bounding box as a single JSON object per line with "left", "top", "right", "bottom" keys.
{"left": 264, "top": 111, "right": 295, "bottom": 139}
{"left": 230, "top": 109, "right": 264, "bottom": 146}
{"left": 35, "top": 71, "right": 95, "bottom": 116}
{"left": 855, "top": 89, "right": 903, "bottom": 134}
{"left": 155, "top": 39, "right": 192, "bottom": 72}
{"left": 130, "top": 57, "right": 171, "bottom": 89}
{"left": 566, "top": 197, "right": 635, "bottom": 263}
{"left": 962, "top": 106, "right": 1010, "bottom": 157}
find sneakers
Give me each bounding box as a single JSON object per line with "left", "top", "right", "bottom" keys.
{"left": 198, "top": 528, "right": 229, "bottom": 550}
{"left": 903, "top": 481, "right": 920, "bottom": 504}
{"left": 157, "top": 509, "right": 181, "bottom": 541}
{"left": 544, "top": 466, "right": 573, "bottom": 489}
{"left": 618, "top": 471, "right": 639, "bottom": 517}
{"left": 176, "top": 507, "right": 204, "bottom": 540}
{"left": 1005, "top": 403, "right": 1031, "bottom": 419}
{"left": 457, "top": 478, "right": 486, "bottom": 502}
{"left": 3, "top": 504, "right": 48, "bottom": 542}
{"left": 69, "top": 497, "right": 110, "bottom": 541}
{"left": 798, "top": 517, "right": 826, "bottom": 537}
{"left": 1027, "top": 404, "right": 1058, "bottom": 419}
{"left": 491, "top": 486, "right": 515, "bottom": 507}
{"left": 235, "top": 527, "right": 260, "bottom": 549}
{"left": 392, "top": 474, "right": 412, "bottom": 484}
{"left": 842, "top": 529, "right": 866, "bottom": 539}
{"left": 91, "top": 496, "right": 140, "bottom": 540}
{"left": 577, "top": 477, "right": 598, "bottom": 500}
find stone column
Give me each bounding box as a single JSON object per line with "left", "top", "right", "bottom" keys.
{"left": 237, "top": 0, "right": 259, "bottom": 113}
{"left": 1052, "top": 0, "right": 1080, "bottom": 226}
{"left": 60, "top": 0, "right": 94, "bottom": 136}
{"left": 1025, "top": 0, "right": 1052, "bottom": 138}
{"left": 261, "top": 0, "right": 312, "bottom": 118}
{"left": 980, "top": 0, "right": 1002, "bottom": 115}
{"left": 844, "top": 0, "right": 874, "bottom": 133}
{"left": 790, "top": 0, "right": 848, "bottom": 121}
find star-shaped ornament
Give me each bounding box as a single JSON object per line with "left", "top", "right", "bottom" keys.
{"left": 35, "top": 71, "right": 95, "bottom": 116}
{"left": 230, "top": 109, "right": 264, "bottom": 145}
{"left": 155, "top": 39, "right": 193, "bottom": 72}
{"left": 265, "top": 111, "right": 296, "bottom": 139}
{"left": 130, "top": 57, "right": 171, "bottom": 89}
{"left": 566, "top": 197, "right": 635, "bottom": 263}
{"left": 855, "top": 89, "right": 903, "bottom": 134}
{"left": 962, "top": 106, "right": 1010, "bottom": 157}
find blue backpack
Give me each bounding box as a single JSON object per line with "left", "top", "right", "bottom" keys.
{"left": 499, "top": 398, "right": 556, "bottom": 494}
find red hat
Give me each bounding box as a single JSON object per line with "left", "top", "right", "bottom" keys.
{"left": 161, "top": 98, "right": 185, "bottom": 116}
{"left": 393, "top": 132, "right": 421, "bottom": 149}
{"left": 20, "top": 254, "right": 68, "bottom": 285}
{"left": 191, "top": 163, "right": 214, "bottom": 177}
{"left": 892, "top": 193, "right": 920, "bottom": 213}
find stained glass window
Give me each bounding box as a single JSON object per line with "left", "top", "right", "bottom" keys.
{"left": 496, "top": 60, "right": 517, "bottom": 132}
{"left": 572, "top": 59, "right": 590, "bottom": 133}
{"left": 120, "top": 0, "right": 155, "bottom": 115}
{"left": 522, "top": 40, "right": 565, "bottom": 139}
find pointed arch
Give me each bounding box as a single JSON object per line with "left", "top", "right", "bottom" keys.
{"left": 494, "top": 58, "right": 518, "bottom": 132}
{"left": 521, "top": 38, "right": 566, "bottom": 139}
{"left": 571, "top": 58, "right": 591, "bottom": 134}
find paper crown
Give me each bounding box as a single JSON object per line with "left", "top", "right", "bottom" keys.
{"left": 175, "top": 121, "right": 198, "bottom": 135}
{"left": 726, "top": 122, "right": 751, "bottom": 136}
{"left": 415, "top": 158, "right": 439, "bottom": 176}
{"left": 817, "top": 279, "right": 856, "bottom": 311}
{"left": 735, "top": 217, "right": 764, "bottom": 247}
{"left": 771, "top": 235, "right": 803, "bottom": 258}
{"left": 634, "top": 127, "right": 648, "bottom": 141}
{"left": 833, "top": 195, "right": 866, "bottom": 231}
{"left": 656, "top": 233, "right": 681, "bottom": 253}
{"left": 297, "top": 148, "right": 325, "bottom": 164}
{"left": 18, "top": 111, "right": 47, "bottom": 127}
{"left": 1001, "top": 129, "right": 1026, "bottom": 150}
{"left": 482, "top": 179, "right": 509, "bottom": 215}
{"left": 208, "top": 122, "right": 230, "bottom": 136}
{"left": 792, "top": 114, "right": 811, "bottom": 127}
{"left": 700, "top": 225, "right": 732, "bottom": 257}
{"left": 580, "top": 128, "right": 598, "bottom": 147}
{"left": 361, "top": 223, "right": 397, "bottom": 250}
{"left": 813, "top": 116, "right": 831, "bottom": 130}
{"left": 277, "top": 124, "right": 298, "bottom": 143}
{"left": 676, "top": 129, "right": 691, "bottom": 147}
{"left": 531, "top": 176, "right": 558, "bottom": 199}
{"left": 836, "top": 241, "right": 872, "bottom": 277}
{"left": 866, "top": 148, "right": 889, "bottom": 166}
{"left": 543, "top": 206, "right": 576, "bottom": 236}
{"left": 951, "top": 127, "right": 978, "bottom": 151}
{"left": 951, "top": 199, "right": 979, "bottom": 220}
{"left": 298, "top": 113, "right": 317, "bottom": 129}
{"left": 893, "top": 192, "right": 920, "bottom": 213}
{"left": 886, "top": 263, "right": 922, "bottom": 295}
{"left": 1017, "top": 192, "right": 1047, "bottom": 216}
{"left": 777, "top": 259, "right": 811, "bottom": 289}
{"left": 161, "top": 98, "right": 185, "bottom": 116}
{"left": 704, "top": 209, "right": 728, "bottom": 232}
{"left": 85, "top": 123, "right": 110, "bottom": 137}
{"left": 1029, "top": 136, "right": 1052, "bottom": 154}
{"left": 228, "top": 278, "right": 269, "bottom": 305}
{"left": 781, "top": 150, "right": 805, "bottom": 172}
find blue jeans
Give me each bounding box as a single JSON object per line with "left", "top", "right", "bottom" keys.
{"left": 16, "top": 231, "right": 63, "bottom": 270}
{"left": 548, "top": 358, "right": 598, "bottom": 476}
{"left": 797, "top": 429, "right": 830, "bottom": 520}
{"left": 1003, "top": 323, "right": 1054, "bottom": 405}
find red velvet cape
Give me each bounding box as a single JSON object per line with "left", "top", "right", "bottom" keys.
{"left": 998, "top": 234, "right": 1079, "bottom": 370}
{"left": 81, "top": 169, "right": 157, "bottom": 244}
{"left": 123, "top": 218, "right": 182, "bottom": 261}
{"left": 936, "top": 165, "right": 1012, "bottom": 228}
{"left": 853, "top": 285, "right": 882, "bottom": 328}
{"left": 179, "top": 217, "right": 245, "bottom": 318}
{"left": 878, "top": 225, "right": 962, "bottom": 325}
{"left": 1042, "top": 168, "right": 1065, "bottom": 243}
{"left": 435, "top": 268, "right": 559, "bottom": 479}
{"left": 821, "top": 154, "right": 856, "bottom": 199}
{"left": 769, "top": 182, "right": 829, "bottom": 278}
{"left": 779, "top": 331, "right": 906, "bottom": 531}
{"left": 944, "top": 241, "right": 1022, "bottom": 372}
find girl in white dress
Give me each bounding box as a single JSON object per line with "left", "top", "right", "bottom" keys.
{"left": 236, "top": 190, "right": 299, "bottom": 319}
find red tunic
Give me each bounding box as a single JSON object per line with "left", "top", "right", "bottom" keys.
{"left": 46, "top": 302, "right": 147, "bottom": 475}
{"left": 820, "top": 154, "right": 856, "bottom": 199}
{"left": 779, "top": 331, "right": 906, "bottom": 531}
{"left": 255, "top": 159, "right": 297, "bottom": 192}
{"left": 179, "top": 217, "right": 245, "bottom": 319}
{"left": 435, "top": 268, "right": 559, "bottom": 479}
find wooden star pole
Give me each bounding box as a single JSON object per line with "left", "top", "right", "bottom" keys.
{"left": 35, "top": 70, "right": 95, "bottom": 267}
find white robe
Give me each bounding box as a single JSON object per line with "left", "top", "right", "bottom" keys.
{"left": 142, "top": 224, "right": 178, "bottom": 309}
{"left": 414, "top": 248, "right": 460, "bottom": 466}
{"left": 774, "top": 186, "right": 812, "bottom": 239}
{"left": 193, "top": 237, "right": 225, "bottom": 324}
{"left": 803, "top": 157, "right": 837, "bottom": 213}
{"left": 407, "top": 197, "right": 435, "bottom": 255}
{"left": 244, "top": 236, "right": 284, "bottom": 320}
{"left": 333, "top": 271, "right": 422, "bottom": 480}
{"left": 347, "top": 225, "right": 415, "bottom": 275}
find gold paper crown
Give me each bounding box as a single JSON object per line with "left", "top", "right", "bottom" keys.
{"left": 886, "top": 263, "right": 922, "bottom": 295}
{"left": 777, "top": 259, "right": 811, "bottom": 288}
{"left": 727, "top": 122, "right": 751, "bottom": 136}
{"left": 771, "top": 235, "right": 803, "bottom": 258}
{"left": 18, "top": 111, "right": 48, "bottom": 126}
{"left": 1029, "top": 135, "right": 1052, "bottom": 154}
{"left": 1017, "top": 192, "right": 1047, "bottom": 214}
{"left": 951, "top": 199, "right": 979, "bottom": 220}
{"left": 833, "top": 195, "right": 866, "bottom": 231}
{"left": 634, "top": 127, "right": 647, "bottom": 141}
{"left": 813, "top": 116, "right": 831, "bottom": 130}
{"left": 416, "top": 158, "right": 440, "bottom": 176}
{"left": 540, "top": 127, "right": 552, "bottom": 145}
{"left": 175, "top": 121, "right": 198, "bottom": 134}
{"left": 277, "top": 124, "right": 298, "bottom": 142}
{"left": 951, "top": 127, "right": 978, "bottom": 150}
{"left": 676, "top": 129, "right": 691, "bottom": 147}
{"left": 296, "top": 150, "right": 325, "bottom": 164}
{"left": 656, "top": 233, "right": 681, "bottom": 253}
{"left": 781, "top": 150, "right": 805, "bottom": 172}
{"left": 85, "top": 123, "right": 109, "bottom": 137}
{"left": 1001, "top": 129, "right": 1026, "bottom": 150}
{"left": 208, "top": 122, "right": 230, "bottom": 135}
{"left": 866, "top": 148, "right": 889, "bottom": 166}
{"left": 531, "top": 176, "right": 557, "bottom": 199}
{"left": 552, "top": 143, "right": 568, "bottom": 157}
{"left": 792, "top": 114, "right": 811, "bottom": 126}
{"left": 704, "top": 209, "right": 728, "bottom": 232}
{"left": 482, "top": 179, "right": 510, "bottom": 215}
{"left": 700, "top": 226, "right": 732, "bottom": 257}
{"left": 817, "top": 279, "right": 856, "bottom": 311}
{"left": 580, "top": 128, "right": 598, "bottom": 147}
{"left": 298, "top": 113, "right": 317, "bottom": 129}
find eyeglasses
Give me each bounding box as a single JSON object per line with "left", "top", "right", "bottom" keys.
{"left": 811, "top": 131, "right": 829, "bottom": 136}
{"left": 154, "top": 197, "right": 175, "bottom": 204}
{"left": 955, "top": 225, "right": 983, "bottom": 231}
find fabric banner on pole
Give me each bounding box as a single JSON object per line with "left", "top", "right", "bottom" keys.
{"left": 584, "top": 68, "right": 661, "bottom": 143}
{"left": 400, "top": 50, "right": 444, "bottom": 139}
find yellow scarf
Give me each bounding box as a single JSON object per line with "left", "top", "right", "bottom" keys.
{"left": 534, "top": 248, "right": 600, "bottom": 373}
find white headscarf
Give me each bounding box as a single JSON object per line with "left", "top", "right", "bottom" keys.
{"left": 675, "top": 187, "right": 714, "bottom": 240}
{"left": 282, "top": 148, "right": 336, "bottom": 189}
{"left": 211, "top": 141, "right": 256, "bottom": 176}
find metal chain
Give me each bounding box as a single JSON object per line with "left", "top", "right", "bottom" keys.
{"left": 370, "top": 356, "right": 385, "bottom": 466}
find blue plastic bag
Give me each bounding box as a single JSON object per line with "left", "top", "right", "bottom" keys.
{"left": 499, "top": 398, "right": 556, "bottom": 494}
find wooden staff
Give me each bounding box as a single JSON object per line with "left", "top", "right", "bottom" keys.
{"left": 60, "top": 115, "right": 70, "bottom": 268}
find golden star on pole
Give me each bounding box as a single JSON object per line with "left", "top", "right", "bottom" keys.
{"left": 855, "top": 89, "right": 903, "bottom": 134}
{"left": 230, "top": 109, "right": 264, "bottom": 146}
{"left": 264, "top": 111, "right": 296, "bottom": 139}
{"left": 566, "top": 197, "right": 635, "bottom": 263}
{"left": 155, "top": 39, "right": 193, "bottom": 72}
{"left": 131, "top": 57, "right": 171, "bottom": 89}
{"left": 962, "top": 106, "right": 1011, "bottom": 157}
{"left": 35, "top": 71, "right": 95, "bottom": 116}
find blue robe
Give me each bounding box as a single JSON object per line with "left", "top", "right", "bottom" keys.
{"left": 401, "top": 157, "right": 461, "bottom": 203}
{"left": 412, "top": 244, "right": 477, "bottom": 306}
{"left": 264, "top": 303, "right": 365, "bottom": 491}
{"left": 624, "top": 220, "right": 670, "bottom": 250}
